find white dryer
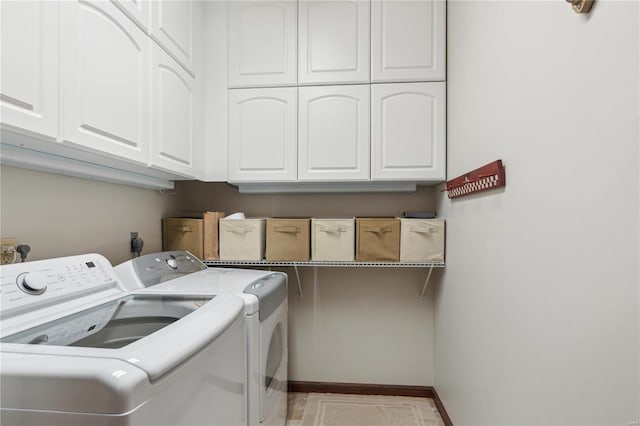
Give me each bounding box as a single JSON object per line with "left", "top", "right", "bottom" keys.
{"left": 116, "top": 251, "right": 288, "bottom": 426}
{"left": 0, "top": 253, "right": 247, "bottom": 426}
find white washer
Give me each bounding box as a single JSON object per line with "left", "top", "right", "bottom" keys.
{"left": 116, "top": 251, "right": 288, "bottom": 426}
{"left": 0, "top": 253, "right": 247, "bottom": 426}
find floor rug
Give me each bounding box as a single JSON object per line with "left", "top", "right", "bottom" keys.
{"left": 299, "top": 393, "right": 441, "bottom": 426}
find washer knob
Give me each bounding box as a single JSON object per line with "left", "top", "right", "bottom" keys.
{"left": 19, "top": 272, "right": 48, "bottom": 295}
{"left": 166, "top": 258, "right": 178, "bottom": 269}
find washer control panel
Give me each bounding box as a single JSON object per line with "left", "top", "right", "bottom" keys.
{"left": 131, "top": 251, "right": 206, "bottom": 287}
{"left": 0, "top": 254, "right": 120, "bottom": 317}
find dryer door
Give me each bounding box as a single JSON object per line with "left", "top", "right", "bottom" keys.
{"left": 260, "top": 300, "right": 288, "bottom": 424}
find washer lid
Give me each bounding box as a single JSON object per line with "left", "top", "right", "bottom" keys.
{"left": 1, "top": 294, "right": 214, "bottom": 348}
{"left": 0, "top": 352, "right": 150, "bottom": 414}
{"left": 1, "top": 293, "right": 245, "bottom": 381}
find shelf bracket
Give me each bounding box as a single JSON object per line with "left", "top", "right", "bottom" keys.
{"left": 294, "top": 265, "right": 303, "bottom": 298}
{"left": 419, "top": 267, "right": 434, "bottom": 302}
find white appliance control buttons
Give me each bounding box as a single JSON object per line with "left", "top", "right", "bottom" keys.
{"left": 166, "top": 258, "right": 178, "bottom": 269}
{"left": 17, "top": 272, "right": 49, "bottom": 295}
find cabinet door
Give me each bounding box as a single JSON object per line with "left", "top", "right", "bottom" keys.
{"left": 112, "top": 0, "right": 150, "bottom": 30}
{"left": 228, "top": 1, "right": 297, "bottom": 88}
{"left": 228, "top": 88, "right": 297, "bottom": 182}
{"left": 0, "top": 1, "right": 59, "bottom": 140}
{"left": 151, "top": 0, "right": 197, "bottom": 76}
{"left": 371, "top": 83, "right": 445, "bottom": 181}
{"left": 371, "top": 0, "right": 446, "bottom": 82}
{"left": 150, "top": 45, "right": 195, "bottom": 178}
{"left": 298, "top": 85, "right": 370, "bottom": 181}
{"left": 60, "top": 0, "right": 150, "bottom": 165}
{"left": 298, "top": 0, "right": 369, "bottom": 85}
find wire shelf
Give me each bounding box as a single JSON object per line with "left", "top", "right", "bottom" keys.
{"left": 203, "top": 260, "right": 445, "bottom": 268}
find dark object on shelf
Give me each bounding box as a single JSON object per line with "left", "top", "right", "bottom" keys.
{"left": 403, "top": 212, "right": 437, "bottom": 219}
{"left": 443, "top": 159, "right": 506, "bottom": 199}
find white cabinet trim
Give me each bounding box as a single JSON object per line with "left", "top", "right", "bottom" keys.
{"left": 111, "top": 0, "right": 150, "bottom": 32}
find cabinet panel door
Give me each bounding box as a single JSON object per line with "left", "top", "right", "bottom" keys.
{"left": 151, "top": 0, "right": 197, "bottom": 75}
{"left": 0, "top": 1, "right": 58, "bottom": 139}
{"left": 112, "top": 0, "right": 150, "bottom": 30}
{"left": 298, "top": 85, "right": 369, "bottom": 181}
{"left": 60, "top": 0, "right": 149, "bottom": 164}
{"left": 228, "top": 1, "right": 297, "bottom": 88}
{"left": 229, "top": 88, "right": 297, "bottom": 182}
{"left": 371, "top": 82, "right": 445, "bottom": 181}
{"left": 298, "top": 0, "right": 369, "bottom": 84}
{"left": 150, "top": 45, "right": 195, "bottom": 177}
{"left": 371, "top": 0, "right": 445, "bottom": 82}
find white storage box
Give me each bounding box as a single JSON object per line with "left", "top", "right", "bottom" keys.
{"left": 400, "top": 219, "right": 445, "bottom": 262}
{"left": 312, "top": 218, "right": 355, "bottom": 261}
{"left": 219, "top": 218, "right": 266, "bottom": 260}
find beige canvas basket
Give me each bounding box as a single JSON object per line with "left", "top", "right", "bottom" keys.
{"left": 219, "top": 218, "right": 266, "bottom": 261}
{"left": 311, "top": 218, "right": 355, "bottom": 261}
{"left": 399, "top": 218, "right": 445, "bottom": 262}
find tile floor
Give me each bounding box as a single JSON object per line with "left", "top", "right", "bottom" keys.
{"left": 287, "top": 392, "right": 446, "bottom": 426}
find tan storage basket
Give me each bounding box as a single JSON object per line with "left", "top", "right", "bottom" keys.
{"left": 266, "top": 218, "right": 311, "bottom": 261}
{"left": 400, "top": 219, "right": 445, "bottom": 262}
{"left": 311, "top": 218, "right": 355, "bottom": 261}
{"left": 219, "top": 218, "right": 266, "bottom": 261}
{"left": 356, "top": 218, "right": 400, "bottom": 261}
{"left": 203, "top": 211, "right": 225, "bottom": 260}
{"left": 163, "top": 218, "right": 204, "bottom": 259}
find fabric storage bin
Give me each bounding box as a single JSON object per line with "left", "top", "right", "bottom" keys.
{"left": 266, "top": 218, "right": 311, "bottom": 261}
{"left": 163, "top": 217, "right": 204, "bottom": 259}
{"left": 311, "top": 218, "right": 355, "bottom": 261}
{"left": 219, "top": 218, "right": 266, "bottom": 260}
{"left": 356, "top": 218, "right": 400, "bottom": 261}
{"left": 400, "top": 218, "right": 445, "bottom": 262}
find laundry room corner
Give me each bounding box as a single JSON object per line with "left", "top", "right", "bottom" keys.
{"left": 173, "top": 180, "right": 441, "bottom": 387}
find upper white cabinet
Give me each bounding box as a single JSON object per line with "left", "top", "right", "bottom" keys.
{"left": 151, "top": 0, "right": 199, "bottom": 76}
{"left": 222, "top": 0, "right": 447, "bottom": 184}
{"left": 0, "top": 1, "right": 59, "bottom": 140}
{"left": 371, "top": 0, "right": 446, "bottom": 82}
{"left": 371, "top": 82, "right": 445, "bottom": 181}
{"left": 112, "top": 0, "right": 150, "bottom": 30}
{"left": 298, "top": 0, "right": 370, "bottom": 85}
{"left": 228, "top": 1, "right": 297, "bottom": 88}
{"left": 298, "top": 85, "right": 370, "bottom": 181}
{"left": 150, "top": 45, "right": 196, "bottom": 177}
{"left": 228, "top": 88, "right": 298, "bottom": 182}
{"left": 60, "top": 0, "right": 150, "bottom": 165}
